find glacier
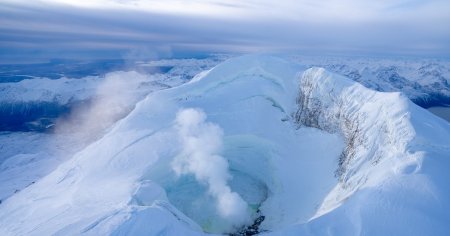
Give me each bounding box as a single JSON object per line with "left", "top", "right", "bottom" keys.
{"left": 0, "top": 55, "right": 449, "bottom": 235}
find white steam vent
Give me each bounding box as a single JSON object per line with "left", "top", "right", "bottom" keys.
{"left": 172, "top": 108, "right": 251, "bottom": 228}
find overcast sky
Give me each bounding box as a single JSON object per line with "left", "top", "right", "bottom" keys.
{"left": 1, "top": 0, "right": 449, "bottom": 61}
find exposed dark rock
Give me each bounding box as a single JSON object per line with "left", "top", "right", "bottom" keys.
{"left": 232, "top": 215, "right": 266, "bottom": 236}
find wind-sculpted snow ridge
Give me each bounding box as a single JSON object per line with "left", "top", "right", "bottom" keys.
{"left": 295, "top": 68, "right": 419, "bottom": 214}
{"left": 300, "top": 69, "right": 418, "bottom": 175}
{"left": 292, "top": 56, "right": 450, "bottom": 108}
{"left": 291, "top": 67, "right": 450, "bottom": 235}
{"left": 0, "top": 55, "right": 449, "bottom": 236}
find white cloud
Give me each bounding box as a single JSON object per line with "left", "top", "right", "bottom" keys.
{"left": 172, "top": 108, "right": 251, "bottom": 227}
{"left": 54, "top": 71, "right": 148, "bottom": 142}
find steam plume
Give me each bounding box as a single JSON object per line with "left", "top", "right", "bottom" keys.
{"left": 172, "top": 108, "right": 250, "bottom": 227}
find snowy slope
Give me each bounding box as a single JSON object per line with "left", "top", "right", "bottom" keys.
{"left": 0, "top": 56, "right": 230, "bottom": 210}
{"left": 0, "top": 56, "right": 228, "bottom": 131}
{"left": 0, "top": 71, "right": 169, "bottom": 131}
{"left": 0, "top": 131, "right": 90, "bottom": 203}
{"left": 0, "top": 55, "right": 449, "bottom": 235}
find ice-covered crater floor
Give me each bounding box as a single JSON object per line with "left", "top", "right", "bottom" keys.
{"left": 1, "top": 55, "right": 450, "bottom": 236}
{"left": 115, "top": 56, "right": 345, "bottom": 234}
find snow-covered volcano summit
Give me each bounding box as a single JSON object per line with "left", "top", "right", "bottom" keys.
{"left": 0, "top": 55, "right": 449, "bottom": 235}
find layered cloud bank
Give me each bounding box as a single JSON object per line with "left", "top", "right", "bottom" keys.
{"left": 1, "top": 0, "right": 450, "bottom": 62}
